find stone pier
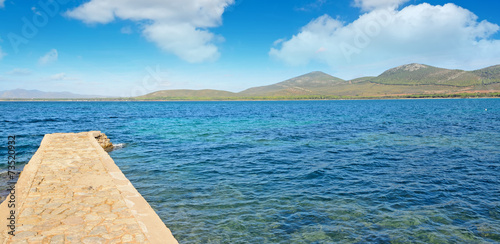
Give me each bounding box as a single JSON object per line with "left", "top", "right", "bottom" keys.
{"left": 0, "top": 131, "right": 178, "bottom": 243}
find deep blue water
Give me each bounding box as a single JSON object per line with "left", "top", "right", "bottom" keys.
{"left": 1, "top": 100, "right": 499, "bottom": 243}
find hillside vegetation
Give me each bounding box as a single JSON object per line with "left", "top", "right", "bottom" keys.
{"left": 239, "top": 71, "right": 346, "bottom": 96}
{"left": 3, "top": 64, "right": 499, "bottom": 100}
{"left": 472, "top": 65, "right": 500, "bottom": 84}
{"left": 370, "top": 63, "right": 500, "bottom": 87}
{"left": 137, "top": 63, "right": 500, "bottom": 100}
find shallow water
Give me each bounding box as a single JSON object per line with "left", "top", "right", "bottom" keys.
{"left": 1, "top": 100, "right": 499, "bottom": 243}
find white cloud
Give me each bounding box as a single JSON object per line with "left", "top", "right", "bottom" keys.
{"left": 354, "top": 0, "right": 409, "bottom": 11}
{"left": 273, "top": 38, "right": 286, "bottom": 46}
{"left": 38, "top": 49, "right": 58, "bottom": 65}
{"left": 143, "top": 22, "right": 220, "bottom": 63}
{"left": 270, "top": 3, "right": 500, "bottom": 77}
{"left": 66, "top": 0, "right": 234, "bottom": 63}
{"left": 6, "top": 68, "right": 32, "bottom": 75}
{"left": 296, "top": 0, "right": 327, "bottom": 12}
{"left": 0, "top": 0, "right": 5, "bottom": 8}
{"left": 47, "top": 73, "right": 78, "bottom": 81}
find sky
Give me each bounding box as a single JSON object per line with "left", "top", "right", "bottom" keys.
{"left": 1, "top": 0, "right": 500, "bottom": 96}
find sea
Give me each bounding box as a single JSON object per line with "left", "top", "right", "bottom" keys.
{"left": 0, "top": 99, "right": 499, "bottom": 243}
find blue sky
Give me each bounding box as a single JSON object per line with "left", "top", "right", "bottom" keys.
{"left": 1, "top": 0, "right": 500, "bottom": 96}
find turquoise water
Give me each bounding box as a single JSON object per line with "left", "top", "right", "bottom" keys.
{"left": 1, "top": 100, "right": 499, "bottom": 243}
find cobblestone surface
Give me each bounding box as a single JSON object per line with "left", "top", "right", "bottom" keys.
{"left": 0, "top": 132, "right": 177, "bottom": 244}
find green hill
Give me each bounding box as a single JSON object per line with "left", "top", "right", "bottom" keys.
{"left": 139, "top": 89, "right": 237, "bottom": 99}
{"left": 370, "top": 63, "right": 500, "bottom": 87}
{"left": 133, "top": 64, "right": 500, "bottom": 100}
{"left": 472, "top": 65, "right": 500, "bottom": 84}
{"left": 349, "top": 77, "right": 376, "bottom": 83}
{"left": 239, "top": 71, "right": 346, "bottom": 96}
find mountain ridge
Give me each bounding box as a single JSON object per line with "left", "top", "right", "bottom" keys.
{"left": 2, "top": 64, "right": 500, "bottom": 100}
{"left": 369, "top": 63, "right": 500, "bottom": 87}
{"left": 238, "top": 71, "right": 346, "bottom": 96}
{"left": 138, "top": 63, "right": 500, "bottom": 99}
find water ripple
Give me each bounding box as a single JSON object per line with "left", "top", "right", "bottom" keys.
{"left": 1, "top": 100, "right": 499, "bottom": 243}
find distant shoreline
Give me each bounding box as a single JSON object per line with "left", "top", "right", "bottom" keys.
{"left": 1, "top": 93, "right": 499, "bottom": 102}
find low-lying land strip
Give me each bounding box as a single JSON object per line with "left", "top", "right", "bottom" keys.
{"left": 2, "top": 63, "right": 500, "bottom": 101}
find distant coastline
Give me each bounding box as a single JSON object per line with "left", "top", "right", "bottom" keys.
{"left": 3, "top": 63, "right": 500, "bottom": 101}
{"left": 1, "top": 92, "right": 499, "bottom": 102}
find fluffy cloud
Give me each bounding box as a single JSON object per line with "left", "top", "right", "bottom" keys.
{"left": 38, "top": 49, "right": 58, "bottom": 65}
{"left": 143, "top": 22, "right": 220, "bottom": 63}
{"left": 270, "top": 3, "right": 500, "bottom": 76}
{"left": 354, "top": 0, "right": 409, "bottom": 11}
{"left": 66, "top": 0, "right": 233, "bottom": 63}
{"left": 0, "top": 0, "right": 5, "bottom": 8}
